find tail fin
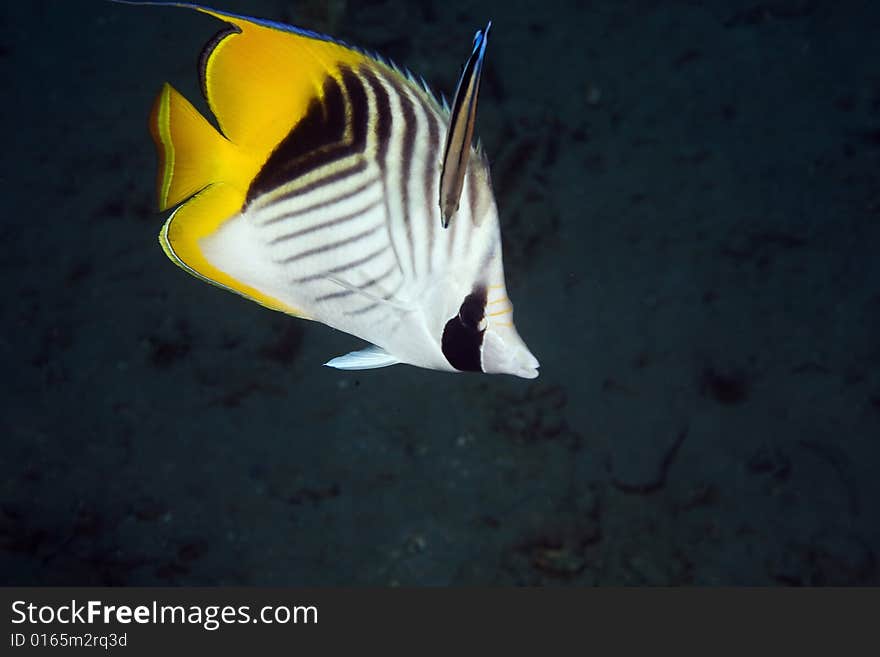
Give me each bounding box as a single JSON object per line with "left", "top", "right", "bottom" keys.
{"left": 149, "top": 82, "right": 303, "bottom": 318}
{"left": 149, "top": 82, "right": 238, "bottom": 211}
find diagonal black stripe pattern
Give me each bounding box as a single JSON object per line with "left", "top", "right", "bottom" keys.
{"left": 279, "top": 222, "right": 384, "bottom": 264}
{"left": 395, "top": 86, "right": 417, "bottom": 277}
{"left": 268, "top": 198, "right": 383, "bottom": 244}
{"left": 423, "top": 100, "right": 440, "bottom": 272}
{"left": 259, "top": 177, "right": 378, "bottom": 226}
{"left": 294, "top": 244, "right": 392, "bottom": 284}
{"left": 246, "top": 66, "right": 369, "bottom": 205}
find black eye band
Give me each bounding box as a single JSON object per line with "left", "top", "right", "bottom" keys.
{"left": 441, "top": 286, "right": 487, "bottom": 372}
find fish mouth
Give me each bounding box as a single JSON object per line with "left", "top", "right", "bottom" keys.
{"left": 516, "top": 366, "right": 540, "bottom": 380}
{"left": 506, "top": 346, "right": 540, "bottom": 379}
{"left": 480, "top": 329, "right": 540, "bottom": 378}
{"left": 515, "top": 352, "right": 540, "bottom": 379}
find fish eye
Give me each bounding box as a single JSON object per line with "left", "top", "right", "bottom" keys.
{"left": 441, "top": 286, "right": 488, "bottom": 372}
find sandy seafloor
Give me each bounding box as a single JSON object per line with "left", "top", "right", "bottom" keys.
{"left": 1, "top": 0, "right": 878, "bottom": 585}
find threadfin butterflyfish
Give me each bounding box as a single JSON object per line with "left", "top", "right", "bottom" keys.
{"left": 133, "top": 2, "right": 540, "bottom": 378}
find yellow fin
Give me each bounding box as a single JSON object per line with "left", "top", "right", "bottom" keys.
{"left": 193, "top": 6, "right": 370, "bottom": 153}
{"left": 150, "top": 83, "right": 299, "bottom": 315}
{"left": 150, "top": 82, "right": 237, "bottom": 210}
{"left": 158, "top": 182, "right": 302, "bottom": 316}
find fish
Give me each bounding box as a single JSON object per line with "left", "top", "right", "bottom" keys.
{"left": 131, "top": 2, "right": 540, "bottom": 378}
{"left": 440, "top": 22, "right": 490, "bottom": 228}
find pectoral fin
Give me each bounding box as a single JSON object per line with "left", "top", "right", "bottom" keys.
{"left": 439, "top": 22, "right": 491, "bottom": 228}
{"left": 324, "top": 345, "right": 400, "bottom": 370}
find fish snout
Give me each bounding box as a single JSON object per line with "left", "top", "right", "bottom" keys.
{"left": 481, "top": 328, "right": 540, "bottom": 379}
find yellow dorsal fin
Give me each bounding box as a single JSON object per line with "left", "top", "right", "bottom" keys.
{"left": 150, "top": 5, "right": 374, "bottom": 214}
{"left": 193, "top": 5, "right": 369, "bottom": 153}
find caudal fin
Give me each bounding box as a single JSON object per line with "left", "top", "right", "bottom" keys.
{"left": 149, "top": 82, "right": 239, "bottom": 211}
{"left": 148, "top": 82, "right": 301, "bottom": 316}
